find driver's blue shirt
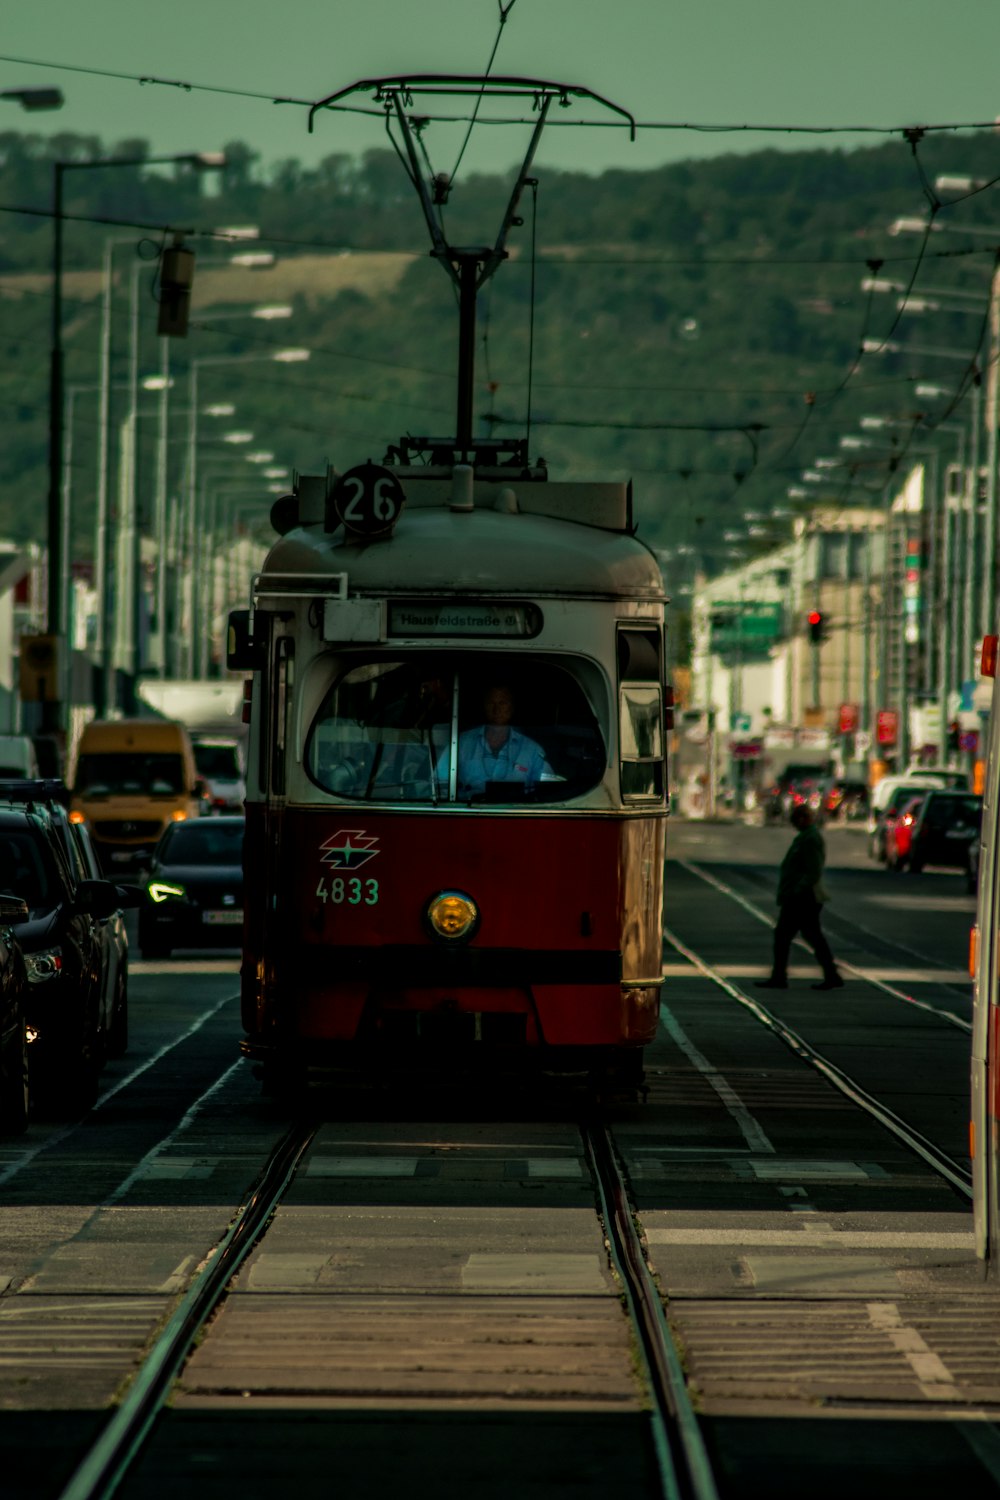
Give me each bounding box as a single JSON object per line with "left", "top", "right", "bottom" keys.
{"left": 437, "top": 726, "right": 551, "bottom": 795}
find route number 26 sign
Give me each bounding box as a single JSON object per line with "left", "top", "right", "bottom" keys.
{"left": 327, "top": 461, "right": 405, "bottom": 538}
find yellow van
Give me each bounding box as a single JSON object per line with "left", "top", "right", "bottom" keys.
{"left": 69, "top": 719, "right": 205, "bottom": 873}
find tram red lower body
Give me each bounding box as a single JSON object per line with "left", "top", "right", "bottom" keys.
{"left": 241, "top": 804, "right": 665, "bottom": 1064}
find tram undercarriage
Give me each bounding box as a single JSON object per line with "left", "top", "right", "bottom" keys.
{"left": 242, "top": 977, "right": 657, "bottom": 1098}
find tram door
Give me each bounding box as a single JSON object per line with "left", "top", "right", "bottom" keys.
{"left": 972, "top": 634, "right": 999, "bottom": 1273}
{"left": 246, "top": 621, "right": 294, "bottom": 1038}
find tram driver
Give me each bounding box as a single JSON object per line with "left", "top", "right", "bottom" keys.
{"left": 438, "top": 682, "right": 553, "bottom": 798}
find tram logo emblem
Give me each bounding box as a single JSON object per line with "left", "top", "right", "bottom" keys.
{"left": 319, "top": 830, "right": 380, "bottom": 870}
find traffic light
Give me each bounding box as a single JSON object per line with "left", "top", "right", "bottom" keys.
{"left": 807, "top": 610, "right": 825, "bottom": 644}
{"left": 18, "top": 633, "right": 58, "bottom": 702}
{"left": 157, "top": 235, "right": 195, "bottom": 337}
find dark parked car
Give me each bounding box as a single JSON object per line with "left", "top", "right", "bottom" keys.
{"left": 0, "top": 783, "right": 141, "bottom": 1111}
{"left": 968, "top": 837, "right": 980, "bottom": 896}
{"left": 762, "top": 767, "right": 830, "bottom": 823}
{"left": 823, "top": 778, "right": 869, "bottom": 822}
{"left": 883, "top": 793, "right": 926, "bottom": 871}
{"left": 0, "top": 892, "right": 29, "bottom": 1134}
{"left": 139, "top": 816, "right": 244, "bottom": 958}
{"left": 870, "top": 782, "right": 938, "bottom": 862}
{"left": 65, "top": 811, "right": 131, "bottom": 1057}
{"left": 906, "top": 790, "right": 983, "bottom": 875}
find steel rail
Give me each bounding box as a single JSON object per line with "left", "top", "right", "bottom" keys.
{"left": 58, "top": 1120, "right": 316, "bottom": 1500}
{"left": 676, "top": 857, "right": 972, "bottom": 1034}
{"left": 663, "top": 924, "right": 973, "bottom": 1200}
{"left": 581, "top": 1120, "right": 720, "bottom": 1500}
{"left": 715, "top": 852, "right": 979, "bottom": 1003}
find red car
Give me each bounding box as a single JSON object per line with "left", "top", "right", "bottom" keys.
{"left": 884, "top": 793, "right": 925, "bottom": 871}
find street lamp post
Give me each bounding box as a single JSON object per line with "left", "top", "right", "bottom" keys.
{"left": 183, "top": 349, "right": 310, "bottom": 675}
{"left": 47, "top": 148, "right": 224, "bottom": 732}
{"left": 862, "top": 337, "right": 985, "bottom": 715}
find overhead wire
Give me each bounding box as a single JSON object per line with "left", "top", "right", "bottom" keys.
{"left": 6, "top": 51, "right": 1000, "bottom": 145}
{"left": 447, "top": 0, "right": 518, "bottom": 187}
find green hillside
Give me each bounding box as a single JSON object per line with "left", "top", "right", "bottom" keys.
{"left": 1, "top": 127, "right": 997, "bottom": 579}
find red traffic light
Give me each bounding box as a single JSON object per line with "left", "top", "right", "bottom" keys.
{"left": 807, "top": 610, "right": 825, "bottom": 643}
{"left": 807, "top": 611, "right": 822, "bottom": 626}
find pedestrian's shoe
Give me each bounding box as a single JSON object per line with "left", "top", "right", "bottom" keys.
{"left": 754, "top": 977, "right": 787, "bottom": 989}
{"left": 812, "top": 974, "right": 845, "bottom": 991}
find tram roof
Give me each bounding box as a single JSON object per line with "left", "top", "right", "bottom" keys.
{"left": 264, "top": 487, "right": 665, "bottom": 601}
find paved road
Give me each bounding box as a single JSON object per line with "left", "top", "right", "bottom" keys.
{"left": 1, "top": 838, "right": 998, "bottom": 1499}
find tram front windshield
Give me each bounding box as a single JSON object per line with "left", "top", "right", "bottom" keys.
{"left": 306, "top": 656, "right": 605, "bottom": 805}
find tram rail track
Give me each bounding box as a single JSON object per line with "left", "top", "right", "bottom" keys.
{"left": 676, "top": 857, "right": 973, "bottom": 1035}
{"left": 57, "top": 1121, "right": 316, "bottom": 1500}
{"left": 48, "top": 1102, "right": 719, "bottom": 1500}
{"left": 662, "top": 920, "right": 973, "bottom": 1201}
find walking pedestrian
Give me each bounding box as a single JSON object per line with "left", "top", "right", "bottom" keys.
{"left": 756, "top": 804, "right": 843, "bottom": 991}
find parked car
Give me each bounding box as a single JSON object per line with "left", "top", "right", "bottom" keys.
{"left": 0, "top": 782, "right": 141, "bottom": 1110}
{"left": 906, "top": 790, "right": 983, "bottom": 875}
{"left": 139, "top": 815, "right": 244, "bottom": 959}
{"left": 868, "top": 775, "right": 948, "bottom": 860}
{"left": 0, "top": 735, "right": 39, "bottom": 780}
{"left": 823, "top": 778, "right": 869, "bottom": 822}
{"left": 192, "top": 735, "right": 246, "bottom": 814}
{"left": 0, "top": 892, "right": 29, "bottom": 1134}
{"left": 883, "top": 793, "right": 925, "bottom": 871}
{"left": 66, "top": 813, "right": 131, "bottom": 1057}
{"left": 761, "top": 762, "right": 831, "bottom": 822}
{"left": 968, "top": 837, "right": 980, "bottom": 896}
{"left": 0, "top": 779, "right": 133, "bottom": 1060}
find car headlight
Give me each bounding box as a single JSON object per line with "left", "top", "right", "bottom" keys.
{"left": 426, "top": 890, "right": 479, "bottom": 942}
{"left": 26, "top": 947, "right": 63, "bottom": 983}
{"left": 148, "top": 882, "right": 187, "bottom": 904}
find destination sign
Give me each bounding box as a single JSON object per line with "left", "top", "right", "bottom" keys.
{"left": 388, "top": 601, "right": 542, "bottom": 638}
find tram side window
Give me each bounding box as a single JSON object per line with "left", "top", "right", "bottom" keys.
{"left": 305, "top": 655, "right": 606, "bottom": 805}
{"left": 618, "top": 626, "right": 665, "bottom": 802}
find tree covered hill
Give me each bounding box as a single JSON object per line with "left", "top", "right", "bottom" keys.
{"left": 1, "top": 126, "right": 998, "bottom": 572}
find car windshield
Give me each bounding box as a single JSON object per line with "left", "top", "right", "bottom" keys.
{"left": 0, "top": 827, "right": 57, "bottom": 910}
{"left": 76, "top": 752, "right": 184, "bottom": 797}
{"left": 887, "top": 786, "right": 923, "bottom": 813}
{"left": 160, "top": 823, "right": 245, "bottom": 864}
{"left": 194, "top": 745, "right": 242, "bottom": 779}
{"left": 306, "top": 655, "right": 605, "bottom": 805}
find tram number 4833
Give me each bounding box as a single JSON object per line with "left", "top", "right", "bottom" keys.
{"left": 316, "top": 876, "right": 380, "bottom": 906}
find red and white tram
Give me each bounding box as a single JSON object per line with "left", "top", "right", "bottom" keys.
{"left": 230, "top": 457, "right": 668, "bottom": 1090}
{"left": 972, "top": 634, "right": 1000, "bottom": 1272}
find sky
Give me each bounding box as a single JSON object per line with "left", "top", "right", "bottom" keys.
{"left": 3, "top": 0, "right": 1000, "bottom": 183}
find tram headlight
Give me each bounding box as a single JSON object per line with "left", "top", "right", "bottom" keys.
{"left": 426, "top": 890, "right": 479, "bottom": 942}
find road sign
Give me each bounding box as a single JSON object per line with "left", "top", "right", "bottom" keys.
{"left": 876, "top": 708, "right": 898, "bottom": 746}
{"left": 838, "top": 702, "right": 859, "bottom": 734}
{"left": 730, "top": 712, "right": 751, "bottom": 732}
{"left": 708, "top": 601, "right": 783, "bottom": 661}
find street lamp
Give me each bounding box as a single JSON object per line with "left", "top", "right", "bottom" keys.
{"left": 1, "top": 88, "right": 63, "bottom": 111}
{"left": 183, "top": 348, "right": 311, "bottom": 675}
{"left": 47, "top": 147, "right": 225, "bottom": 732}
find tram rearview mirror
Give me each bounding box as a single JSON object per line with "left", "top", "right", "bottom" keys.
{"left": 227, "top": 609, "right": 264, "bottom": 671}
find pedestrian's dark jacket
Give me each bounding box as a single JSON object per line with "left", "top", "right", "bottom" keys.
{"left": 776, "top": 823, "right": 826, "bottom": 906}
